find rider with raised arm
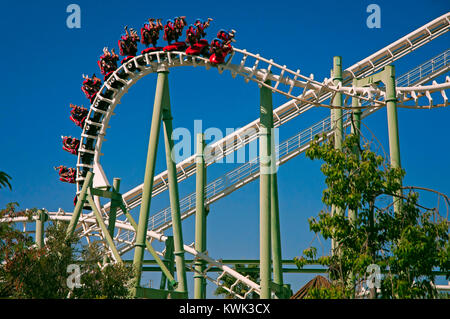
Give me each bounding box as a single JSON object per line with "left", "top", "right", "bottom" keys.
{"left": 163, "top": 18, "right": 187, "bottom": 51}
{"left": 185, "top": 24, "right": 199, "bottom": 47}
{"left": 54, "top": 165, "right": 76, "bottom": 184}
{"left": 118, "top": 25, "right": 140, "bottom": 63}
{"left": 174, "top": 16, "right": 187, "bottom": 40}
{"left": 195, "top": 18, "right": 213, "bottom": 38}
{"left": 81, "top": 74, "right": 102, "bottom": 103}
{"left": 163, "top": 19, "right": 176, "bottom": 44}
{"left": 141, "top": 18, "right": 163, "bottom": 47}
{"left": 185, "top": 18, "right": 213, "bottom": 56}
{"left": 69, "top": 104, "right": 89, "bottom": 128}
{"left": 98, "top": 47, "right": 119, "bottom": 80}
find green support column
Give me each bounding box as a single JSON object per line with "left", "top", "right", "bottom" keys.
{"left": 87, "top": 195, "right": 122, "bottom": 263}
{"left": 384, "top": 65, "right": 402, "bottom": 213}
{"left": 259, "top": 79, "right": 273, "bottom": 299}
{"left": 270, "top": 135, "right": 284, "bottom": 295}
{"left": 104, "top": 178, "right": 121, "bottom": 264}
{"left": 118, "top": 201, "right": 177, "bottom": 288}
{"left": 161, "top": 74, "right": 188, "bottom": 295}
{"left": 331, "top": 56, "right": 344, "bottom": 253}
{"left": 160, "top": 236, "right": 175, "bottom": 290}
{"left": 349, "top": 79, "right": 361, "bottom": 224}
{"left": 194, "top": 133, "right": 207, "bottom": 299}
{"left": 66, "top": 171, "right": 93, "bottom": 239}
{"left": 107, "top": 178, "right": 121, "bottom": 237}
{"left": 133, "top": 70, "right": 166, "bottom": 288}
{"left": 35, "top": 209, "right": 46, "bottom": 249}
{"left": 332, "top": 56, "right": 344, "bottom": 151}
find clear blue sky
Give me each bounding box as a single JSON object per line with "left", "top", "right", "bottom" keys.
{"left": 0, "top": 0, "right": 449, "bottom": 297}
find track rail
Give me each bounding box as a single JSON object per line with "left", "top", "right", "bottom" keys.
{"left": 94, "top": 13, "right": 450, "bottom": 220}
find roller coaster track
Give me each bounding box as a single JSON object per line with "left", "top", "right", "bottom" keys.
{"left": 109, "top": 49, "right": 450, "bottom": 255}
{"left": 91, "top": 12, "right": 450, "bottom": 221}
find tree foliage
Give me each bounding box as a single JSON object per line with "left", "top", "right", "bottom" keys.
{"left": 0, "top": 203, "right": 134, "bottom": 298}
{"left": 0, "top": 171, "right": 12, "bottom": 190}
{"left": 295, "top": 133, "right": 449, "bottom": 298}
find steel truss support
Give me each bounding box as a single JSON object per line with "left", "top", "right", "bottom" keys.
{"left": 133, "top": 69, "right": 187, "bottom": 296}
{"left": 35, "top": 209, "right": 47, "bottom": 249}
{"left": 349, "top": 78, "right": 362, "bottom": 224}
{"left": 161, "top": 74, "right": 188, "bottom": 295}
{"left": 354, "top": 65, "right": 402, "bottom": 214}
{"left": 104, "top": 178, "right": 120, "bottom": 264}
{"left": 194, "top": 133, "right": 207, "bottom": 299}
{"left": 66, "top": 171, "right": 122, "bottom": 263}
{"left": 270, "top": 139, "right": 284, "bottom": 297}
{"left": 160, "top": 236, "right": 175, "bottom": 290}
{"left": 259, "top": 79, "right": 278, "bottom": 299}
{"left": 67, "top": 169, "right": 178, "bottom": 288}
{"left": 331, "top": 56, "right": 344, "bottom": 254}
{"left": 117, "top": 201, "right": 177, "bottom": 287}
{"left": 66, "top": 171, "right": 93, "bottom": 239}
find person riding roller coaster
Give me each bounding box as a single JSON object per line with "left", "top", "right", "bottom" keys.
{"left": 173, "top": 16, "right": 187, "bottom": 39}
{"left": 185, "top": 18, "right": 213, "bottom": 56}
{"left": 61, "top": 136, "right": 80, "bottom": 155}
{"left": 209, "top": 30, "right": 235, "bottom": 65}
{"left": 54, "top": 165, "right": 76, "bottom": 184}
{"left": 185, "top": 24, "right": 199, "bottom": 47}
{"left": 81, "top": 74, "right": 102, "bottom": 103}
{"left": 195, "top": 18, "right": 213, "bottom": 38}
{"left": 98, "top": 47, "right": 119, "bottom": 81}
{"left": 217, "top": 29, "right": 236, "bottom": 46}
{"left": 118, "top": 26, "right": 140, "bottom": 64}
{"left": 163, "top": 18, "right": 187, "bottom": 52}
{"left": 69, "top": 104, "right": 88, "bottom": 128}
{"left": 141, "top": 18, "right": 163, "bottom": 49}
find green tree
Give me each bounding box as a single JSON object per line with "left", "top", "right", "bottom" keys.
{"left": 294, "top": 133, "right": 449, "bottom": 299}
{"left": 0, "top": 203, "right": 134, "bottom": 298}
{"left": 0, "top": 171, "right": 12, "bottom": 190}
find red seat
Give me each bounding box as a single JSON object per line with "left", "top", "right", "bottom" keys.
{"left": 209, "top": 52, "right": 226, "bottom": 65}
{"left": 186, "top": 41, "right": 209, "bottom": 56}
{"left": 141, "top": 47, "right": 163, "bottom": 54}
{"left": 163, "top": 42, "right": 187, "bottom": 52}
{"left": 121, "top": 56, "right": 134, "bottom": 64}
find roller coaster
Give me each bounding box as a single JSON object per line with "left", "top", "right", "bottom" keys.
{"left": 1, "top": 13, "right": 450, "bottom": 299}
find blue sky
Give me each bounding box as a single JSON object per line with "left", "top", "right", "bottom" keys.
{"left": 0, "top": 0, "right": 449, "bottom": 297}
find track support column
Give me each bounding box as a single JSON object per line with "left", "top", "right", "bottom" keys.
{"left": 259, "top": 79, "right": 273, "bottom": 299}
{"left": 349, "top": 78, "right": 361, "bottom": 224}
{"left": 331, "top": 56, "right": 343, "bottom": 254}
{"left": 162, "top": 73, "right": 188, "bottom": 295}
{"left": 160, "top": 236, "right": 175, "bottom": 290}
{"left": 104, "top": 178, "right": 120, "bottom": 264}
{"left": 384, "top": 65, "right": 402, "bottom": 213}
{"left": 66, "top": 171, "right": 93, "bottom": 239}
{"left": 35, "top": 209, "right": 47, "bottom": 249}
{"left": 194, "top": 133, "right": 207, "bottom": 299}
{"left": 132, "top": 69, "right": 166, "bottom": 289}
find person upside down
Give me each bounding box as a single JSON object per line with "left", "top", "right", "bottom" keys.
{"left": 98, "top": 47, "right": 119, "bottom": 79}
{"left": 54, "top": 166, "right": 76, "bottom": 183}
{"left": 81, "top": 74, "right": 101, "bottom": 103}
{"left": 69, "top": 104, "right": 88, "bottom": 128}
{"left": 61, "top": 136, "right": 80, "bottom": 155}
